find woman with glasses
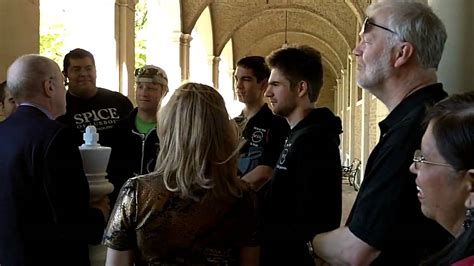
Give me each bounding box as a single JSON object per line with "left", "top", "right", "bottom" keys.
{"left": 103, "top": 83, "right": 259, "bottom": 266}
{"left": 410, "top": 92, "right": 474, "bottom": 265}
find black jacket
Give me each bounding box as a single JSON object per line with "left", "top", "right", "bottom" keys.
{"left": 0, "top": 105, "right": 105, "bottom": 266}
{"left": 107, "top": 108, "right": 160, "bottom": 206}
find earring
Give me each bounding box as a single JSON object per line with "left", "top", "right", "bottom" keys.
{"left": 463, "top": 208, "right": 474, "bottom": 230}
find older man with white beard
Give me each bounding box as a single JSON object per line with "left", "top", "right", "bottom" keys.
{"left": 309, "top": 2, "right": 453, "bottom": 266}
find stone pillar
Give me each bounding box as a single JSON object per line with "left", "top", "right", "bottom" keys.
{"left": 180, "top": 33, "right": 192, "bottom": 82}
{"left": 0, "top": 0, "right": 39, "bottom": 80}
{"left": 348, "top": 54, "right": 357, "bottom": 163}
{"left": 116, "top": 0, "right": 136, "bottom": 98}
{"left": 340, "top": 69, "right": 349, "bottom": 165}
{"left": 336, "top": 79, "right": 342, "bottom": 117}
{"left": 335, "top": 78, "right": 342, "bottom": 158}
{"left": 360, "top": 89, "right": 371, "bottom": 184}
{"left": 429, "top": 0, "right": 474, "bottom": 94}
{"left": 229, "top": 67, "right": 237, "bottom": 98}
{"left": 212, "top": 56, "right": 221, "bottom": 90}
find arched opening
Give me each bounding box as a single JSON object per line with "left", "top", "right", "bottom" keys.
{"left": 40, "top": 0, "right": 118, "bottom": 92}
{"left": 189, "top": 6, "right": 213, "bottom": 86}
{"left": 136, "top": 0, "right": 181, "bottom": 105}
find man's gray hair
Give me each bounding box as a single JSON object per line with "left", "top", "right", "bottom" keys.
{"left": 7, "top": 54, "right": 56, "bottom": 100}
{"left": 367, "top": 1, "right": 447, "bottom": 69}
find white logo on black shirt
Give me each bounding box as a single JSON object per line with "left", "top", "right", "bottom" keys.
{"left": 73, "top": 108, "right": 120, "bottom": 131}
{"left": 250, "top": 126, "right": 266, "bottom": 147}
{"left": 276, "top": 139, "right": 291, "bottom": 170}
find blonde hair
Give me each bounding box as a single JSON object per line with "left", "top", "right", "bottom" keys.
{"left": 156, "top": 83, "right": 242, "bottom": 200}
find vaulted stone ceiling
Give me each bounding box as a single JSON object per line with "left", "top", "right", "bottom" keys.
{"left": 180, "top": 0, "right": 372, "bottom": 108}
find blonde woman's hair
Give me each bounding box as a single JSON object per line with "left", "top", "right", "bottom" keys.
{"left": 156, "top": 83, "right": 242, "bottom": 200}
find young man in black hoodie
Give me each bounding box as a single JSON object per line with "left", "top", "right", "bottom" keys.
{"left": 260, "top": 45, "right": 342, "bottom": 266}
{"left": 107, "top": 65, "right": 168, "bottom": 207}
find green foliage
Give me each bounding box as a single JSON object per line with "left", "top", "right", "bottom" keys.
{"left": 40, "top": 1, "right": 148, "bottom": 71}
{"left": 135, "top": 0, "right": 148, "bottom": 70}
{"left": 40, "top": 24, "right": 66, "bottom": 66}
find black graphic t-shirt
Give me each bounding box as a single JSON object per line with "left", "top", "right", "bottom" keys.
{"left": 57, "top": 87, "right": 133, "bottom": 145}
{"left": 234, "top": 104, "right": 289, "bottom": 176}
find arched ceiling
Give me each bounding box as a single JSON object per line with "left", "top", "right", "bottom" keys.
{"left": 180, "top": 0, "right": 372, "bottom": 109}
{"left": 180, "top": 0, "right": 369, "bottom": 78}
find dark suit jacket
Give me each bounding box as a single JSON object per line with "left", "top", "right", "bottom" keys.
{"left": 0, "top": 105, "right": 105, "bottom": 266}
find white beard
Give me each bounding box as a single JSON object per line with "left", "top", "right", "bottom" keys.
{"left": 357, "top": 47, "right": 394, "bottom": 90}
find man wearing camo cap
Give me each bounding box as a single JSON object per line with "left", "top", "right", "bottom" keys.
{"left": 107, "top": 65, "right": 169, "bottom": 207}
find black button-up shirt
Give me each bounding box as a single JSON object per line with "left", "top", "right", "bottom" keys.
{"left": 347, "top": 83, "right": 453, "bottom": 265}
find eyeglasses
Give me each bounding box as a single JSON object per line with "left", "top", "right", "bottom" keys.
{"left": 412, "top": 149, "right": 452, "bottom": 170}
{"left": 361, "top": 17, "right": 400, "bottom": 37}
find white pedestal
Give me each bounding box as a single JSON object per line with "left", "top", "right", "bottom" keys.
{"left": 89, "top": 244, "right": 107, "bottom": 266}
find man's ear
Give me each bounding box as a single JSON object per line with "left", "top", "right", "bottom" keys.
{"left": 467, "top": 169, "right": 474, "bottom": 187}
{"left": 297, "top": 80, "right": 309, "bottom": 98}
{"left": 259, "top": 78, "right": 268, "bottom": 92}
{"left": 43, "top": 79, "right": 54, "bottom": 98}
{"left": 465, "top": 169, "right": 474, "bottom": 209}
{"left": 62, "top": 71, "right": 69, "bottom": 85}
{"left": 394, "top": 42, "right": 415, "bottom": 68}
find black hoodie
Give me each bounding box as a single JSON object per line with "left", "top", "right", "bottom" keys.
{"left": 106, "top": 108, "right": 160, "bottom": 207}
{"left": 261, "top": 107, "right": 343, "bottom": 266}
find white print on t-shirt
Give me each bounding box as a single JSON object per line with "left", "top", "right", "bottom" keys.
{"left": 73, "top": 108, "right": 120, "bottom": 131}
{"left": 250, "top": 126, "right": 266, "bottom": 147}
{"left": 76, "top": 120, "right": 118, "bottom": 131}
{"left": 276, "top": 141, "right": 291, "bottom": 170}
{"left": 73, "top": 108, "right": 119, "bottom": 124}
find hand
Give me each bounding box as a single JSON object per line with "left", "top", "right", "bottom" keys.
{"left": 91, "top": 196, "right": 110, "bottom": 221}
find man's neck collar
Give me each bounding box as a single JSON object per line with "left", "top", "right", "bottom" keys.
{"left": 243, "top": 101, "right": 266, "bottom": 119}
{"left": 19, "top": 102, "right": 55, "bottom": 119}
{"left": 286, "top": 105, "right": 313, "bottom": 129}
{"left": 375, "top": 71, "right": 438, "bottom": 112}
{"left": 68, "top": 87, "right": 98, "bottom": 99}
{"left": 137, "top": 109, "right": 157, "bottom": 123}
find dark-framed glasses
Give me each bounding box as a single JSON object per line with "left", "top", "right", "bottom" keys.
{"left": 412, "top": 149, "right": 452, "bottom": 170}
{"left": 361, "top": 16, "right": 400, "bottom": 37}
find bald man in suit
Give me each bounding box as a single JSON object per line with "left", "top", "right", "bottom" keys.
{"left": 0, "top": 55, "right": 109, "bottom": 266}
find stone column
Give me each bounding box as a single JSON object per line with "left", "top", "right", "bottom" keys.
{"left": 0, "top": 0, "right": 39, "bottom": 80}
{"left": 229, "top": 67, "right": 237, "bottom": 99}
{"left": 212, "top": 56, "right": 221, "bottom": 90}
{"left": 116, "top": 0, "right": 136, "bottom": 98}
{"left": 334, "top": 78, "right": 342, "bottom": 158}
{"left": 360, "top": 89, "right": 371, "bottom": 184}
{"left": 348, "top": 54, "right": 357, "bottom": 163}
{"left": 336, "top": 78, "right": 342, "bottom": 117}
{"left": 180, "top": 33, "right": 192, "bottom": 82}
{"left": 429, "top": 0, "right": 474, "bottom": 94}
{"left": 340, "top": 69, "right": 349, "bottom": 165}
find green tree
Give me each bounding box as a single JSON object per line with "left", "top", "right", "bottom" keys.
{"left": 40, "top": 23, "right": 66, "bottom": 66}
{"left": 135, "top": 0, "right": 148, "bottom": 69}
